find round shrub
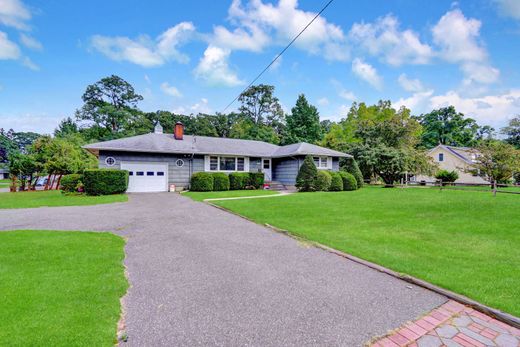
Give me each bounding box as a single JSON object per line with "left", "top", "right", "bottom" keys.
{"left": 329, "top": 172, "right": 343, "bottom": 191}
{"left": 191, "top": 172, "right": 214, "bottom": 191}
{"left": 248, "top": 172, "right": 265, "bottom": 189}
{"left": 229, "top": 172, "right": 250, "bottom": 190}
{"left": 315, "top": 170, "right": 332, "bottom": 191}
{"left": 84, "top": 169, "right": 128, "bottom": 196}
{"left": 212, "top": 173, "right": 230, "bottom": 191}
{"left": 435, "top": 169, "right": 459, "bottom": 185}
{"left": 339, "top": 171, "right": 358, "bottom": 191}
{"left": 296, "top": 155, "right": 318, "bottom": 192}
{"left": 60, "top": 174, "right": 83, "bottom": 193}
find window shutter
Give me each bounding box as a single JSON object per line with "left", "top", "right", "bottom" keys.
{"left": 204, "top": 155, "right": 210, "bottom": 171}
{"left": 244, "top": 157, "right": 250, "bottom": 172}
{"left": 327, "top": 157, "right": 332, "bottom": 169}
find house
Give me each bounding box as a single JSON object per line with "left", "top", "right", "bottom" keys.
{"left": 0, "top": 166, "right": 9, "bottom": 179}
{"left": 414, "top": 144, "right": 488, "bottom": 184}
{"left": 83, "top": 122, "right": 349, "bottom": 192}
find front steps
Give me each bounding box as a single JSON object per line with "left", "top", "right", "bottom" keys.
{"left": 265, "top": 181, "right": 287, "bottom": 191}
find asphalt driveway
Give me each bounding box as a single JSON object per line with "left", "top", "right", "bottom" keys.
{"left": 0, "top": 193, "right": 446, "bottom": 346}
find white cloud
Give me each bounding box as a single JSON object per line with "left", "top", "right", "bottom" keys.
{"left": 91, "top": 22, "right": 195, "bottom": 67}
{"left": 160, "top": 82, "right": 182, "bottom": 97}
{"left": 339, "top": 89, "right": 356, "bottom": 101}
{"left": 398, "top": 74, "right": 425, "bottom": 93}
{"left": 21, "top": 56, "right": 38, "bottom": 70}
{"left": 0, "top": 114, "right": 62, "bottom": 134}
{"left": 432, "top": 9, "right": 499, "bottom": 84}
{"left": 144, "top": 74, "right": 151, "bottom": 84}
{"left": 317, "top": 97, "right": 329, "bottom": 106}
{"left": 212, "top": 24, "right": 270, "bottom": 52}
{"left": 0, "top": 31, "right": 20, "bottom": 59}
{"left": 19, "top": 33, "right": 42, "bottom": 50}
{"left": 0, "top": 0, "right": 31, "bottom": 30}
{"left": 194, "top": 45, "right": 244, "bottom": 87}
{"left": 351, "top": 58, "right": 382, "bottom": 90}
{"left": 494, "top": 0, "right": 520, "bottom": 20}
{"left": 190, "top": 98, "right": 212, "bottom": 114}
{"left": 349, "top": 15, "right": 432, "bottom": 66}
{"left": 394, "top": 90, "right": 434, "bottom": 111}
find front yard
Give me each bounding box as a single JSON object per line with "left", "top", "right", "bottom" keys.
{"left": 0, "top": 179, "right": 9, "bottom": 188}
{"left": 0, "top": 190, "right": 128, "bottom": 209}
{"left": 214, "top": 187, "right": 520, "bottom": 317}
{"left": 184, "top": 189, "right": 279, "bottom": 201}
{"left": 0, "top": 230, "right": 128, "bottom": 346}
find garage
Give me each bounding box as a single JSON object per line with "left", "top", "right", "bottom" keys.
{"left": 120, "top": 162, "right": 168, "bottom": 193}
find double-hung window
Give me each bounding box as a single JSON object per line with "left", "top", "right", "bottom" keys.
{"left": 313, "top": 156, "right": 329, "bottom": 169}
{"left": 208, "top": 156, "right": 246, "bottom": 172}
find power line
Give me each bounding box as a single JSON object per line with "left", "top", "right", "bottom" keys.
{"left": 221, "top": 0, "right": 335, "bottom": 113}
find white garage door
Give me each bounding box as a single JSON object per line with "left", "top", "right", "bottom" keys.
{"left": 120, "top": 162, "right": 168, "bottom": 192}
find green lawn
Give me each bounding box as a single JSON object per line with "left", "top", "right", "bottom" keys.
{"left": 184, "top": 189, "right": 279, "bottom": 201}
{"left": 0, "top": 179, "right": 9, "bottom": 188}
{"left": 0, "top": 190, "right": 128, "bottom": 209}
{"left": 0, "top": 230, "right": 128, "bottom": 346}
{"left": 214, "top": 187, "right": 520, "bottom": 317}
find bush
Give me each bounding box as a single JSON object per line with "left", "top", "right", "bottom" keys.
{"left": 212, "top": 173, "right": 230, "bottom": 191}
{"left": 339, "top": 171, "right": 358, "bottom": 191}
{"left": 248, "top": 172, "right": 264, "bottom": 189}
{"left": 342, "top": 157, "right": 364, "bottom": 188}
{"left": 296, "top": 155, "right": 318, "bottom": 192}
{"left": 83, "top": 169, "right": 128, "bottom": 196}
{"left": 60, "top": 174, "right": 83, "bottom": 193}
{"left": 191, "top": 172, "right": 214, "bottom": 191}
{"left": 435, "top": 170, "right": 459, "bottom": 185}
{"left": 315, "top": 170, "right": 332, "bottom": 191}
{"left": 229, "top": 172, "right": 250, "bottom": 190}
{"left": 329, "top": 172, "right": 343, "bottom": 191}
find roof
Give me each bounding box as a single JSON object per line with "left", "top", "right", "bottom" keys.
{"left": 431, "top": 144, "right": 478, "bottom": 164}
{"left": 83, "top": 133, "right": 350, "bottom": 158}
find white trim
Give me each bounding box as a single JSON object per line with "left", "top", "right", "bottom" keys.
{"left": 120, "top": 161, "right": 169, "bottom": 192}
{"left": 204, "top": 155, "right": 249, "bottom": 172}
{"left": 313, "top": 156, "right": 331, "bottom": 169}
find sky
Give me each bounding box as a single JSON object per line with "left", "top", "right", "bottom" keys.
{"left": 1, "top": 0, "right": 520, "bottom": 134}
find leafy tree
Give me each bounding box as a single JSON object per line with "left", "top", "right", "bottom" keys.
{"left": 238, "top": 84, "right": 284, "bottom": 132}
{"left": 7, "top": 152, "right": 38, "bottom": 191}
{"left": 54, "top": 117, "right": 79, "bottom": 138}
{"left": 76, "top": 75, "right": 143, "bottom": 133}
{"left": 501, "top": 116, "right": 520, "bottom": 148}
{"left": 283, "top": 94, "right": 322, "bottom": 145}
{"left": 320, "top": 120, "right": 333, "bottom": 134}
{"left": 296, "top": 155, "right": 318, "bottom": 191}
{"left": 471, "top": 140, "right": 520, "bottom": 185}
{"left": 435, "top": 170, "right": 459, "bottom": 185}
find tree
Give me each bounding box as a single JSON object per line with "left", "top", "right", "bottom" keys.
{"left": 76, "top": 75, "right": 143, "bottom": 133}
{"left": 7, "top": 152, "right": 38, "bottom": 191}
{"left": 283, "top": 94, "right": 322, "bottom": 145}
{"left": 471, "top": 140, "right": 520, "bottom": 187}
{"left": 54, "top": 117, "right": 79, "bottom": 138}
{"left": 238, "top": 84, "right": 284, "bottom": 131}
{"left": 416, "top": 106, "right": 491, "bottom": 148}
{"left": 295, "top": 155, "right": 318, "bottom": 192}
{"left": 435, "top": 170, "right": 459, "bottom": 185}
{"left": 501, "top": 116, "right": 520, "bottom": 148}
{"left": 341, "top": 157, "right": 363, "bottom": 187}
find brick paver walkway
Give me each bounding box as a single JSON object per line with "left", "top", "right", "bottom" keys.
{"left": 369, "top": 300, "right": 520, "bottom": 347}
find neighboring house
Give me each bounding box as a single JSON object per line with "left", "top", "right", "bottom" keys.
{"left": 414, "top": 144, "right": 488, "bottom": 184}
{"left": 0, "top": 167, "right": 9, "bottom": 179}
{"left": 83, "top": 122, "right": 349, "bottom": 192}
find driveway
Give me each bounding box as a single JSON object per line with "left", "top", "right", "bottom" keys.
{"left": 0, "top": 193, "right": 446, "bottom": 346}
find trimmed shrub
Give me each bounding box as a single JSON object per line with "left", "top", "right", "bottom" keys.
{"left": 191, "top": 172, "right": 214, "bottom": 191}
{"left": 229, "top": 172, "right": 250, "bottom": 190}
{"left": 342, "top": 157, "right": 364, "bottom": 188}
{"left": 329, "top": 172, "right": 343, "bottom": 191}
{"left": 60, "top": 174, "right": 83, "bottom": 193}
{"left": 315, "top": 170, "right": 332, "bottom": 191}
{"left": 212, "top": 173, "right": 230, "bottom": 191}
{"left": 435, "top": 170, "right": 459, "bottom": 185}
{"left": 83, "top": 169, "right": 128, "bottom": 196}
{"left": 248, "top": 172, "right": 264, "bottom": 189}
{"left": 339, "top": 171, "right": 358, "bottom": 191}
{"left": 296, "top": 155, "right": 318, "bottom": 192}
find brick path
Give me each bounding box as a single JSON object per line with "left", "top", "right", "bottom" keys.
{"left": 369, "top": 300, "right": 520, "bottom": 347}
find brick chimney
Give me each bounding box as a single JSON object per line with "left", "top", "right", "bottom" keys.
{"left": 174, "top": 121, "right": 184, "bottom": 140}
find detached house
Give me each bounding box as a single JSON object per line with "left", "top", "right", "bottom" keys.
{"left": 83, "top": 122, "right": 349, "bottom": 192}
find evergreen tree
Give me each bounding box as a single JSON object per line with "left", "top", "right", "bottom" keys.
{"left": 283, "top": 94, "right": 322, "bottom": 145}
{"left": 296, "top": 155, "right": 318, "bottom": 192}
{"left": 341, "top": 157, "right": 364, "bottom": 187}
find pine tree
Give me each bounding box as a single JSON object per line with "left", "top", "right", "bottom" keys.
{"left": 283, "top": 94, "right": 322, "bottom": 145}
{"left": 342, "top": 157, "right": 364, "bottom": 188}
{"left": 296, "top": 155, "right": 318, "bottom": 191}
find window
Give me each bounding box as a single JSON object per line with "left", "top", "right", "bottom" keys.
{"left": 129, "top": 171, "right": 134, "bottom": 176}
{"left": 175, "top": 159, "right": 184, "bottom": 167}
{"left": 263, "top": 159, "right": 270, "bottom": 169}
{"left": 438, "top": 153, "right": 444, "bottom": 162}
{"left": 237, "top": 158, "right": 245, "bottom": 171}
{"left": 220, "top": 157, "right": 236, "bottom": 171}
{"left": 207, "top": 156, "right": 247, "bottom": 172}
{"left": 157, "top": 172, "right": 165, "bottom": 176}
{"left": 210, "top": 156, "right": 218, "bottom": 171}
{"left": 105, "top": 157, "right": 116, "bottom": 166}
{"left": 136, "top": 171, "right": 144, "bottom": 176}
{"left": 147, "top": 171, "right": 154, "bottom": 176}
{"left": 313, "top": 156, "right": 328, "bottom": 169}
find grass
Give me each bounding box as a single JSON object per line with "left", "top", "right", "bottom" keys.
{"left": 214, "top": 187, "right": 520, "bottom": 317}
{"left": 183, "top": 189, "right": 279, "bottom": 201}
{"left": 0, "top": 190, "right": 128, "bottom": 209}
{"left": 0, "top": 230, "right": 128, "bottom": 346}
{"left": 0, "top": 179, "right": 9, "bottom": 188}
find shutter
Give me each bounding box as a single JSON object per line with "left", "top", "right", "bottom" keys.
{"left": 327, "top": 157, "right": 333, "bottom": 169}
{"left": 204, "top": 155, "right": 210, "bottom": 172}
{"left": 245, "top": 157, "right": 250, "bottom": 172}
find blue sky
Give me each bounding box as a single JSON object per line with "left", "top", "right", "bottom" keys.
{"left": 1, "top": 0, "right": 520, "bottom": 134}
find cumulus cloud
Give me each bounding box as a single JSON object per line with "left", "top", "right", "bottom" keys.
{"left": 0, "top": 0, "right": 31, "bottom": 30}
{"left": 194, "top": 45, "right": 244, "bottom": 87}
{"left": 317, "top": 97, "right": 329, "bottom": 106}
{"left": 351, "top": 58, "right": 382, "bottom": 90}
{"left": 160, "top": 82, "right": 182, "bottom": 97}
{"left": 173, "top": 98, "right": 212, "bottom": 115}
{"left": 91, "top": 22, "right": 196, "bottom": 67}
{"left": 494, "top": 0, "right": 520, "bottom": 20}
{"left": 0, "top": 31, "right": 20, "bottom": 59}
{"left": 212, "top": 24, "right": 270, "bottom": 52}
{"left": 349, "top": 15, "right": 432, "bottom": 66}
{"left": 339, "top": 89, "right": 356, "bottom": 101}
{"left": 398, "top": 74, "right": 425, "bottom": 93}
{"left": 20, "top": 33, "right": 42, "bottom": 50}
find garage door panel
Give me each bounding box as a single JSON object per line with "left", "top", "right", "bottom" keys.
{"left": 121, "top": 162, "right": 168, "bottom": 192}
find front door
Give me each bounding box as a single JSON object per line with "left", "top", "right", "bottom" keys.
{"left": 262, "top": 158, "right": 272, "bottom": 182}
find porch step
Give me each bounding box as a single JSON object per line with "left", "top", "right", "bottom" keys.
{"left": 265, "top": 181, "right": 287, "bottom": 191}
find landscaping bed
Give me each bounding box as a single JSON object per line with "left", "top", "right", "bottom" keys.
{"left": 0, "top": 190, "right": 127, "bottom": 209}
{"left": 213, "top": 187, "right": 520, "bottom": 317}
{"left": 0, "top": 230, "right": 128, "bottom": 346}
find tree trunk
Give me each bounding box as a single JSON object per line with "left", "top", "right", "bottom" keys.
{"left": 44, "top": 174, "right": 51, "bottom": 190}
{"left": 55, "top": 174, "right": 63, "bottom": 190}
{"left": 10, "top": 175, "right": 17, "bottom": 192}
{"left": 493, "top": 180, "right": 497, "bottom": 197}
{"left": 49, "top": 174, "right": 56, "bottom": 190}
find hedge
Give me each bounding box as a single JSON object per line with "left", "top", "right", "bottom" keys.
{"left": 315, "top": 170, "right": 332, "bottom": 191}
{"left": 248, "top": 172, "right": 264, "bottom": 189}
{"left": 339, "top": 171, "right": 358, "bottom": 191}
{"left": 83, "top": 169, "right": 128, "bottom": 196}
{"left": 60, "top": 174, "right": 83, "bottom": 193}
{"left": 191, "top": 172, "right": 214, "bottom": 191}
{"left": 435, "top": 169, "right": 459, "bottom": 184}
{"left": 212, "top": 173, "right": 230, "bottom": 191}
{"left": 229, "top": 172, "right": 250, "bottom": 190}
{"left": 329, "top": 172, "right": 343, "bottom": 191}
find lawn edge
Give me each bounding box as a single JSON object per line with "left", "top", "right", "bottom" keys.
{"left": 207, "top": 202, "right": 520, "bottom": 329}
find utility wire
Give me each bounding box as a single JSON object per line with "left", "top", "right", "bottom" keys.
{"left": 221, "top": 0, "right": 335, "bottom": 113}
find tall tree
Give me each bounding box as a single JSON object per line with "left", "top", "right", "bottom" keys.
{"left": 238, "top": 84, "right": 284, "bottom": 130}
{"left": 283, "top": 94, "right": 322, "bottom": 145}
{"left": 54, "top": 117, "right": 79, "bottom": 138}
{"left": 501, "top": 116, "right": 520, "bottom": 148}
{"left": 76, "top": 75, "right": 143, "bottom": 133}
{"left": 471, "top": 140, "right": 520, "bottom": 186}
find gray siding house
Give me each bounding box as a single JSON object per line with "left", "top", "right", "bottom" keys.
{"left": 83, "top": 123, "right": 349, "bottom": 192}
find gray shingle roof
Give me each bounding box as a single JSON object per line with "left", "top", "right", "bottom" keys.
{"left": 83, "top": 133, "right": 350, "bottom": 158}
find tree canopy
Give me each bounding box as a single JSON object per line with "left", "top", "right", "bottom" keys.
{"left": 501, "top": 116, "right": 520, "bottom": 149}
{"left": 283, "top": 94, "right": 322, "bottom": 145}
